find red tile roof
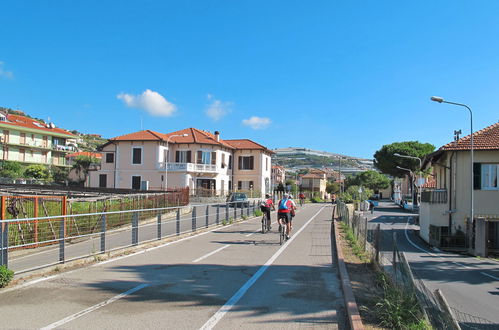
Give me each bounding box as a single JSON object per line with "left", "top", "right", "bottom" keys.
{"left": 225, "top": 139, "right": 274, "bottom": 153}
{"left": 66, "top": 151, "right": 102, "bottom": 159}
{"left": 0, "top": 114, "right": 74, "bottom": 136}
{"left": 107, "top": 128, "right": 272, "bottom": 152}
{"left": 440, "top": 122, "right": 499, "bottom": 151}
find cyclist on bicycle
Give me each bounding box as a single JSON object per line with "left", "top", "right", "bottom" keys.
{"left": 260, "top": 194, "right": 275, "bottom": 229}
{"left": 298, "top": 192, "right": 305, "bottom": 206}
{"left": 277, "top": 193, "right": 294, "bottom": 239}
{"left": 288, "top": 194, "right": 297, "bottom": 229}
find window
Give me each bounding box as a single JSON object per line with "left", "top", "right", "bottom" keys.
{"left": 228, "top": 155, "right": 232, "bottom": 169}
{"left": 238, "top": 156, "right": 254, "bottom": 170}
{"left": 237, "top": 181, "right": 254, "bottom": 190}
{"left": 132, "top": 147, "right": 142, "bottom": 164}
{"left": 106, "top": 153, "right": 114, "bottom": 163}
{"left": 221, "top": 154, "right": 226, "bottom": 168}
{"left": 132, "top": 176, "right": 141, "bottom": 190}
{"left": 481, "top": 164, "right": 499, "bottom": 190}
{"left": 175, "top": 150, "right": 192, "bottom": 163}
{"left": 197, "top": 150, "right": 212, "bottom": 164}
{"left": 20, "top": 133, "right": 26, "bottom": 144}
{"left": 266, "top": 157, "right": 268, "bottom": 171}
{"left": 99, "top": 174, "right": 107, "bottom": 188}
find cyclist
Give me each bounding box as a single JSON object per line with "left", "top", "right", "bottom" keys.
{"left": 298, "top": 192, "right": 305, "bottom": 206}
{"left": 260, "top": 193, "right": 275, "bottom": 229}
{"left": 277, "top": 193, "right": 293, "bottom": 239}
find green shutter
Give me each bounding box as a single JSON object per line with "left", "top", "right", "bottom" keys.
{"left": 473, "top": 163, "right": 481, "bottom": 190}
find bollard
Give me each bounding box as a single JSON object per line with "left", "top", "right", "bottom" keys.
{"left": 132, "top": 212, "right": 138, "bottom": 246}
{"left": 240, "top": 202, "right": 243, "bottom": 218}
{"left": 192, "top": 206, "right": 197, "bottom": 232}
{"left": 157, "top": 213, "right": 162, "bottom": 240}
{"left": 226, "top": 203, "right": 229, "bottom": 224}
{"left": 233, "top": 202, "right": 237, "bottom": 221}
{"left": 59, "top": 216, "right": 65, "bottom": 263}
{"left": 101, "top": 214, "right": 106, "bottom": 253}
{"left": 206, "top": 205, "right": 209, "bottom": 228}
{"left": 176, "top": 209, "right": 180, "bottom": 236}
{"left": 216, "top": 204, "right": 220, "bottom": 225}
{"left": 247, "top": 202, "right": 250, "bottom": 217}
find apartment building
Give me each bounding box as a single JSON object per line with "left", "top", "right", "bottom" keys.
{"left": 271, "top": 165, "right": 285, "bottom": 188}
{"left": 0, "top": 112, "right": 76, "bottom": 167}
{"left": 88, "top": 128, "right": 273, "bottom": 197}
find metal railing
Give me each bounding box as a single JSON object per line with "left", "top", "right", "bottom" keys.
{"left": 0, "top": 200, "right": 258, "bottom": 274}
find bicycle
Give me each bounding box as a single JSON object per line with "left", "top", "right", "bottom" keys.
{"left": 278, "top": 216, "right": 286, "bottom": 245}
{"left": 299, "top": 198, "right": 304, "bottom": 207}
{"left": 261, "top": 212, "right": 270, "bottom": 233}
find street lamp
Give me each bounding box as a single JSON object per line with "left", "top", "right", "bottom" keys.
{"left": 394, "top": 153, "right": 422, "bottom": 205}
{"left": 431, "top": 96, "right": 474, "bottom": 246}
{"left": 164, "top": 133, "right": 188, "bottom": 191}
{"left": 396, "top": 165, "right": 415, "bottom": 211}
{"left": 337, "top": 156, "right": 343, "bottom": 194}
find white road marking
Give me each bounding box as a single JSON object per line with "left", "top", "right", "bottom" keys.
{"left": 40, "top": 283, "right": 149, "bottom": 330}
{"left": 404, "top": 219, "right": 492, "bottom": 275}
{"left": 193, "top": 245, "right": 230, "bottom": 263}
{"left": 481, "top": 272, "right": 499, "bottom": 281}
{"left": 245, "top": 229, "right": 261, "bottom": 237}
{"left": 199, "top": 206, "right": 326, "bottom": 330}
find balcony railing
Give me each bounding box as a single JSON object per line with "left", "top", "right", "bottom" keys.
{"left": 157, "top": 162, "right": 218, "bottom": 173}
{"left": 421, "top": 189, "right": 447, "bottom": 204}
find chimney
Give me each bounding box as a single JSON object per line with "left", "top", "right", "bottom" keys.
{"left": 214, "top": 131, "right": 220, "bottom": 142}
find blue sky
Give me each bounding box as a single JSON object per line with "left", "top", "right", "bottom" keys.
{"left": 1, "top": 1, "right": 499, "bottom": 159}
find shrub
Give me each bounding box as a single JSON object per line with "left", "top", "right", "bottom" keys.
{"left": 310, "top": 197, "right": 323, "bottom": 203}
{"left": 0, "top": 265, "right": 14, "bottom": 288}
{"left": 254, "top": 209, "right": 263, "bottom": 217}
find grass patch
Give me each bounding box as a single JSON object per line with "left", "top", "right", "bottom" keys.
{"left": 339, "top": 222, "right": 370, "bottom": 263}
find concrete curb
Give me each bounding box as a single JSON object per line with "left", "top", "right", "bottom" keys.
{"left": 332, "top": 219, "right": 365, "bottom": 330}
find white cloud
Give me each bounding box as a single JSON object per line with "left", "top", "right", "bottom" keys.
{"left": 205, "top": 95, "right": 232, "bottom": 121}
{"left": 242, "top": 116, "right": 272, "bottom": 130}
{"left": 117, "top": 89, "right": 176, "bottom": 117}
{"left": 0, "top": 62, "right": 13, "bottom": 79}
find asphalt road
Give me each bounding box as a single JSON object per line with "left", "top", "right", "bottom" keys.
{"left": 0, "top": 204, "right": 345, "bottom": 329}
{"left": 366, "top": 201, "right": 499, "bottom": 326}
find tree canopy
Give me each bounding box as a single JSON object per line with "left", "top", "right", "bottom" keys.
{"left": 24, "top": 164, "right": 50, "bottom": 180}
{"left": 373, "top": 141, "right": 435, "bottom": 177}
{"left": 0, "top": 161, "right": 23, "bottom": 178}
{"left": 347, "top": 170, "right": 390, "bottom": 192}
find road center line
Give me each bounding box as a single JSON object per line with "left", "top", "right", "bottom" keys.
{"left": 199, "top": 205, "right": 326, "bottom": 330}
{"left": 193, "top": 245, "right": 230, "bottom": 263}
{"left": 40, "top": 283, "right": 149, "bottom": 330}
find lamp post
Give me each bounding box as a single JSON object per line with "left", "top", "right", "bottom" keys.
{"left": 338, "top": 156, "right": 343, "bottom": 194}
{"left": 396, "top": 165, "right": 415, "bottom": 211}
{"left": 164, "top": 133, "right": 188, "bottom": 191}
{"left": 431, "top": 96, "right": 473, "bottom": 246}
{"left": 394, "top": 153, "right": 422, "bottom": 205}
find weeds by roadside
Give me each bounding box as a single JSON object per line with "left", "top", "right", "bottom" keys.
{"left": 338, "top": 221, "right": 431, "bottom": 329}
{"left": 0, "top": 265, "right": 14, "bottom": 288}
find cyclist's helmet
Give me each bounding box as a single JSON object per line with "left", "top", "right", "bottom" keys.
{"left": 265, "top": 194, "right": 270, "bottom": 198}
{"left": 289, "top": 194, "right": 293, "bottom": 199}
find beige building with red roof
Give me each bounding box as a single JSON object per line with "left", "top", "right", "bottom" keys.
{"left": 88, "top": 128, "right": 273, "bottom": 197}
{"left": 420, "top": 122, "right": 499, "bottom": 257}
{"left": 0, "top": 112, "right": 76, "bottom": 167}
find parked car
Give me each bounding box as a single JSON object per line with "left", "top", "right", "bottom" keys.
{"left": 226, "top": 192, "right": 249, "bottom": 207}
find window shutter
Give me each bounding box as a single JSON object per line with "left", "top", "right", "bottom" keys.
{"left": 473, "top": 163, "right": 481, "bottom": 190}
{"left": 186, "top": 150, "right": 191, "bottom": 163}
{"left": 211, "top": 152, "right": 216, "bottom": 165}
{"left": 229, "top": 155, "right": 232, "bottom": 169}
{"left": 175, "top": 151, "right": 180, "bottom": 162}
{"left": 250, "top": 156, "right": 254, "bottom": 170}
{"left": 238, "top": 156, "right": 242, "bottom": 170}
{"left": 197, "top": 151, "right": 202, "bottom": 164}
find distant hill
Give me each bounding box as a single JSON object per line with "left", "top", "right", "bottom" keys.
{"left": 273, "top": 147, "right": 373, "bottom": 173}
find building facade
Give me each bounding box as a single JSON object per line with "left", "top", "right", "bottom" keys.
{"left": 420, "top": 122, "right": 499, "bottom": 257}
{"left": 0, "top": 112, "right": 75, "bottom": 167}
{"left": 88, "top": 128, "right": 273, "bottom": 198}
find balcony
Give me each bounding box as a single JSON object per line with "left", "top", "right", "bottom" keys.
{"left": 157, "top": 162, "right": 218, "bottom": 173}
{"left": 421, "top": 189, "right": 447, "bottom": 204}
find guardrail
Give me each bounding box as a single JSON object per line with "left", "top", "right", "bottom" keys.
{"left": 0, "top": 200, "right": 258, "bottom": 274}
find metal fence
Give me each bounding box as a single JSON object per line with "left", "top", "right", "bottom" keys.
{"left": 337, "top": 202, "right": 462, "bottom": 329}
{"left": 1, "top": 200, "right": 258, "bottom": 274}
